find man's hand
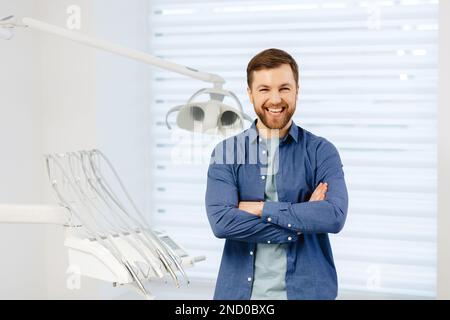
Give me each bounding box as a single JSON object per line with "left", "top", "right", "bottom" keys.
{"left": 309, "top": 182, "right": 328, "bottom": 201}
{"left": 238, "top": 201, "right": 264, "bottom": 217}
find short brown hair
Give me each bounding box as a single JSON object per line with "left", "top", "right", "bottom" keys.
{"left": 247, "top": 48, "right": 299, "bottom": 89}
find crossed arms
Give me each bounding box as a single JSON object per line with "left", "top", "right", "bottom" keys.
{"left": 238, "top": 182, "right": 328, "bottom": 217}
{"left": 205, "top": 140, "right": 349, "bottom": 243}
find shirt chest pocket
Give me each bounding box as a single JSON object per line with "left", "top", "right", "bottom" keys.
{"left": 236, "top": 164, "right": 265, "bottom": 201}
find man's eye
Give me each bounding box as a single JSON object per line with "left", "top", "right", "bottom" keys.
{"left": 281, "top": 88, "right": 290, "bottom": 91}
{"left": 259, "top": 89, "right": 268, "bottom": 92}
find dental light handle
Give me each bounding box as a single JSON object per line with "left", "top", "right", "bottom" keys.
{"left": 21, "top": 17, "right": 225, "bottom": 86}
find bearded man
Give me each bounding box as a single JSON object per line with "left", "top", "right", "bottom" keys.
{"left": 205, "top": 48, "right": 349, "bottom": 300}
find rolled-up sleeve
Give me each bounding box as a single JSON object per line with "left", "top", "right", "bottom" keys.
{"left": 205, "top": 158, "right": 298, "bottom": 243}
{"left": 261, "top": 139, "right": 348, "bottom": 234}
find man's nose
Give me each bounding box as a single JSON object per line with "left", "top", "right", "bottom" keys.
{"left": 269, "top": 91, "right": 282, "bottom": 105}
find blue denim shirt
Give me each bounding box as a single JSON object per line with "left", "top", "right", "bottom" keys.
{"left": 205, "top": 120, "right": 348, "bottom": 300}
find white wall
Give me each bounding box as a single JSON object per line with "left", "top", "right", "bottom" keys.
{"left": 437, "top": 0, "right": 450, "bottom": 300}
{"left": 93, "top": 0, "right": 151, "bottom": 224}
{"left": 0, "top": 0, "right": 46, "bottom": 299}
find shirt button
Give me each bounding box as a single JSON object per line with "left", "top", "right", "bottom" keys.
{"left": 288, "top": 224, "right": 292, "bottom": 228}
{"left": 250, "top": 251, "right": 254, "bottom": 255}
{"left": 259, "top": 137, "right": 262, "bottom": 142}
{"left": 267, "top": 217, "right": 272, "bottom": 222}
{"left": 288, "top": 236, "right": 292, "bottom": 241}
{"left": 248, "top": 277, "right": 252, "bottom": 282}
{"left": 297, "top": 232, "right": 301, "bottom": 235}
{"left": 267, "top": 240, "right": 271, "bottom": 244}
{"left": 262, "top": 150, "right": 266, "bottom": 155}
{"left": 261, "top": 176, "right": 266, "bottom": 180}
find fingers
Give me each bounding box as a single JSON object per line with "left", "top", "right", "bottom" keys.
{"left": 319, "top": 182, "right": 328, "bottom": 195}
{"left": 309, "top": 182, "right": 328, "bottom": 202}
{"left": 315, "top": 182, "right": 328, "bottom": 195}
{"left": 238, "top": 201, "right": 264, "bottom": 217}
{"left": 316, "top": 183, "right": 326, "bottom": 200}
{"left": 320, "top": 182, "right": 328, "bottom": 199}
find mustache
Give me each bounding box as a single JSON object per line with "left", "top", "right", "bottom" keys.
{"left": 263, "top": 100, "right": 289, "bottom": 109}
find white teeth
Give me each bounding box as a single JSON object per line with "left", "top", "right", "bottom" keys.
{"left": 268, "top": 108, "right": 283, "bottom": 113}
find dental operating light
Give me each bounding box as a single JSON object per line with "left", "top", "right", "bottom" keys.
{"left": 0, "top": 15, "right": 253, "bottom": 135}
{"left": 166, "top": 87, "right": 253, "bottom": 135}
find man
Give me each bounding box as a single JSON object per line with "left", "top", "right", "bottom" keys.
{"left": 205, "top": 48, "right": 348, "bottom": 300}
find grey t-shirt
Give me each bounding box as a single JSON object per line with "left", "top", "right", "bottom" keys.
{"left": 250, "top": 137, "right": 288, "bottom": 300}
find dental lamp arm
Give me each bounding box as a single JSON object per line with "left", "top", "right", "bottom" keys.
{"left": 6, "top": 16, "right": 225, "bottom": 87}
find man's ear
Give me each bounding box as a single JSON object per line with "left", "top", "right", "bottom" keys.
{"left": 247, "top": 87, "right": 254, "bottom": 104}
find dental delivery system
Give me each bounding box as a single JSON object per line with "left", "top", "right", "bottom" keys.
{"left": 1, "top": 150, "right": 206, "bottom": 299}
{"left": 45, "top": 150, "right": 206, "bottom": 298}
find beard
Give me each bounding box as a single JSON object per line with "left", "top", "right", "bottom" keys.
{"left": 255, "top": 99, "right": 295, "bottom": 130}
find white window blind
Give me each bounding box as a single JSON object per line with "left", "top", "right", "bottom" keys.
{"left": 148, "top": 0, "right": 438, "bottom": 299}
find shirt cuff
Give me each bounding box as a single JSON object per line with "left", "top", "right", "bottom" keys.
{"left": 262, "top": 201, "right": 301, "bottom": 234}
{"left": 262, "top": 202, "right": 288, "bottom": 224}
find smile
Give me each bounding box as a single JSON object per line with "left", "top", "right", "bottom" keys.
{"left": 265, "top": 107, "right": 286, "bottom": 115}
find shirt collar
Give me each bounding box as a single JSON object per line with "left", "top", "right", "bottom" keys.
{"left": 249, "top": 119, "right": 299, "bottom": 144}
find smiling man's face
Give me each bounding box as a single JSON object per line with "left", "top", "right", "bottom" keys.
{"left": 247, "top": 64, "right": 299, "bottom": 130}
